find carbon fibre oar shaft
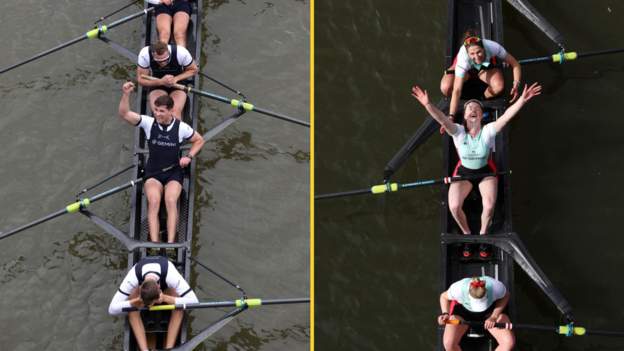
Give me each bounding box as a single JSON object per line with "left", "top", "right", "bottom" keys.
{"left": 448, "top": 320, "right": 624, "bottom": 337}
{"left": 122, "top": 297, "right": 310, "bottom": 312}
{"left": 0, "top": 164, "right": 176, "bottom": 241}
{"left": 141, "top": 75, "right": 310, "bottom": 127}
{"left": 519, "top": 48, "right": 624, "bottom": 65}
{"left": 315, "top": 171, "right": 510, "bottom": 200}
{"left": 0, "top": 8, "right": 153, "bottom": 75}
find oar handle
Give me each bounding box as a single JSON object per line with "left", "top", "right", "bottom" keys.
{"left": 141, "top": 74, "right": 188, "bottom": 91}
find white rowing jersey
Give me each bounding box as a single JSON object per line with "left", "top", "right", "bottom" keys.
{"left": 137, "top": 115, "right": 195, "bottom": 143}
{"left": 137, "top": 44, "right": 194, "bottom": 70}
{"left": 108, "top": 258, "right": 198, "bottom": 315}
{"left": 455, "top": 39, "right": 507, "bottom": 78}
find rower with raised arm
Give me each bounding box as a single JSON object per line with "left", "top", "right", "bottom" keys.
{"left": 118, "top": 81, "right": 205, "bottom": 243}
{"left": 411, "top": 83, "right": 541, "bottom": 257}
{"left": 438, "top": 276, "right": 514, "bottom": 351}
{"left": 109, "top": 255, "right": 199, "bottom": 351}
{"left": 147, "top": 0, "right": 192, "bottom": 48}
{"left": 440, "top": 31, "right": 522, "bottom": 133}
{"left": 137, "top": 41, "right": 199, "bottom": 120}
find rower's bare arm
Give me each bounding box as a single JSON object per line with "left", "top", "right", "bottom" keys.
{"left": 411, "top": 85, "right": 457, "bottom": 134}
{"left": 439, "top": 291, "right": 450, "bottom": 313}
{"left": 505, "top": 54, "right": 522, "bottom": 102}
{"left": 491, "top": 291, "right": 510, "bottom": 319}
{"left": 136, "top": 66, "right": 160, "bottom": 87}
{"left": 118, "top": 82, "right": 141, "bottom": 125}
{"left": 187, "top": 131, "right": 205, "bottom": 157}
{"left": 493, "top": 83, "right": 542, "bottom": 133}
{"left": 175, "top": 61, "right": 199, "bottom": 84}
{"left": 449, "top": 75, "right": 464, "bottom": 116}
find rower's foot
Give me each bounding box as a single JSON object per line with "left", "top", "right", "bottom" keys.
{"left": 479, "top": 244, "right": 491, "bottom": 258}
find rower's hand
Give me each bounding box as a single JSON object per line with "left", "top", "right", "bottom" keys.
{"left": 509, "top": 83, "right": 519, "bottom": 103}
{"left": 484, "top": 315, "right": 499, "bottom": 329}
{"left": 122, "top": 81, "right": 135, "bottom": 94}
{"left": 519, "top": 82, "right": 542, "bottom": 103}
{"left": 437, "top": 313, "right": 450, "bottom": 326}
{"left": 129, "top": 297, "right": 144, "bottom": 308}
{"left": 180, "top": 156, "right": 192, "bottom": 168}
{"left": 411, "top": 85, "right": 430, "bottom": 107}
{"left": 162, "top": 75, "right": 176, "bottom": 87}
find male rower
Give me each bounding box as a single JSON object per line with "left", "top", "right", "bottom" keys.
{"left": 119, "top": 81, "right": 205, "bottom": 243}
{"left": 108, "top": 255, "right": 199, "bottom": 351}
{"left": 137, "top": 41, "right": 198, "bottom": 120}
{"left": 438, "top": 276, "right": 514, "bottom": 351}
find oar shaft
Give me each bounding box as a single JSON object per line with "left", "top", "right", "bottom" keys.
{"left": 0, "top": 8, "right": 152, "bottom": 75}
{"left": 0, "top": 208, "right": 68, "bottom": 241}
{"left": 576, "top": 48, "right": 624, "bottom": 59}
{"left": 123, "top": 297, "right": 310, "bottom": 312}
{"left": 0, "top": 36, "right": 85, "bottom": 74}
{"left": 141, "top": 75, "right": 310, "bottom": 127}
{"left": 314, "top": 188, "right": 372, "bottom": 200}
{"left": 316, "top": 171, "right": 509, "bottom": 200}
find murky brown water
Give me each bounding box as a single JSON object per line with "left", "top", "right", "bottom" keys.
{"left": 0, "top": 1, "right": 309, "bottom": 350}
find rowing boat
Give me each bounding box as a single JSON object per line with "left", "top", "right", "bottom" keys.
{"left": 436, "top": 1, "right": 513, "bottom": 349}
{"left": 381, "top": 0, "right": 576, "bottom": 349}
{"left": 437, "top": 1, "right": 574, "bottom": 349}
{"left": 124, "top": 1, "right": 202, "bottom": 349}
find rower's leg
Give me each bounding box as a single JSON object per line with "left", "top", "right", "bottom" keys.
{"left": 172, "top": 11, "right": 191, "bottom": 48}
{"left": 479, "top": 68, "right": 504, "bottom": 98}
{"left": 440, "top": 64, "right": 456, "bottom": 96}
{"left": 156, "top": 14, "right": 173, "bottom": 44}
{"left": 128, "top": 288, "right": 150, "bottom": 351}
{"left": 442, "top": 318, "right": 468, "bottom": 351}
{"left": 487, "top": 313, "right": 515, "bottom": 351}
{"left": 170, "top": 91, "right": 188, "bottom": 121}
{"left": 164, "top": 288, "right": 184, "bottom": 348}
{"left": 149, "top": 89, "right": 168, "bottom": 114}
{"left": 164, "top": 181, "right": 183, "bottom": 243}
{"left": 448, "top": 181, "right": 473, "bottom": 234}
{"left": 145, "top": 178, "right": 164, "bottom": 242}
{"left": 478, "top": 176, "right": 497, "bottom": 234}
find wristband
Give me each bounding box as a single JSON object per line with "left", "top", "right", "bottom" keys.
{"left": 186, "top": 154, "right": 193, "bottom": 159}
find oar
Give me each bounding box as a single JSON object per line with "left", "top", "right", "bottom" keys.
{"left": 122, "top": 297, "right": 310, "bottom": 312}
{"left": 76, "top": 163, "right": 135, "bottom": 197}
{"left": 0, "top": 164, "right": 177, "bottom": 241}
{"left": 0, "top": 8, "right": 154, "bottom": 75}
{"left": 94, "top": 0, "right": 140, "bottom": 24}
{"left": 315, "top": 171, "right": 510, "bottom": 200}
{"left": 519, "top": 48, "right": 624, "bottom": 65}
{"left": 141, "top": 75, "right": 310, "bottom": 127}
{"left": 447, "top": 319, "right": 624, "bottom": 337}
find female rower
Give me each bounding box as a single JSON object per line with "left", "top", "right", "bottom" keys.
{"left": 411, "top": 82, "right": 541, "bottom": 257}
{"left": 148, "top": 0, "right": 192, "bottom": 47}
{"left": 438, "top": 276, "right": 514, "bottom": 351}
{"left": 440, "top": 32, "right": 522, "bottom": 130}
